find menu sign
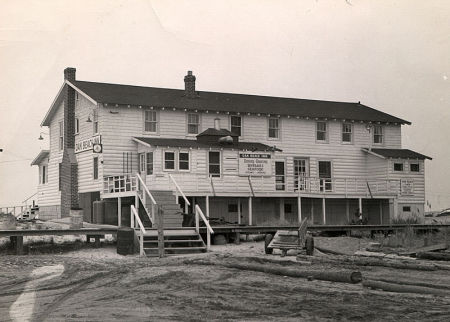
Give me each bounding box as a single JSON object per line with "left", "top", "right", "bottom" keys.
{"left": 238, "top": 153, "right": 272, "bottom": 176}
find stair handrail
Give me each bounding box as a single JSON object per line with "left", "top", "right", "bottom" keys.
{"left": 136, "top": 173, "right": 157, "bottom": 205}
{"left": 195, "top": 204, "right": 214, "bottom": 251}
{"left": 169, "top": 174, "right": 191, "bottom": 206}
{"left": 131, "top": 205, "right": 145, "bottom": 256}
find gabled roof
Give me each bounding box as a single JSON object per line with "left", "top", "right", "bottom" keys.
{"left": 31, "top": 150, "right": 50, "bottom": 166}
{"left": 133, "top": 137, "right": 281, "bottom": 152}
{"left": 70, "top": 80, "right": 411, "bottom": 124}
{"left": 362, "top": 148, "right": 432, "bottom": 160}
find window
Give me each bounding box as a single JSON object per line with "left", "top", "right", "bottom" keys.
{"left": 75, "top": 118, "right": 79, "bottom": 134}
{"left": 58, "top": 163, "right": 62, "bottom": 191}
{"left": 139, "top": 153, "right": 146, "bottom": 173}
{"left": 284, "top": 203, "right": 292, "bottom": 214}
{"left": 230, "top": 115, "right": 242, "bottom": 136}
{"left": 93, "top": 109, "right": 99, "bottom": 134}
{"left": 179, "top": 152, "right": 190, "bottom": 171}
{"left": 144, "top": 110, "right": 158, "bottom": 133}
{"left": 316, "top": 122, "right": 327, "bottom": 142}
{"left": 187, "top": 113, "right": 200, "bottom": 134}
{"left": 318, "top": 161, "right": 332, "bottom": 192}
{"left": 373, "top": 125, "right": 383, "bottom": 144}
{"left": 403, "top": 206, "right": 411, "bottom": 212}
{"left": 228, "top": 204, "right": 238, "bottom": 213}
{"left": 41, "top": 165, "right": 48, "bottom": 184}
{"left": 59, "top": 121, "right": 64, "bottom": 150}
{"left": 164, "top": 152, "right": 175, "bottom": 170}
{"left": 342, "top": 123, "right": 353, "bottom": 143}
{"left": 268, "top": 117, "right": 279, "bottom": 139}
{"left": 410, "top": 163, "right": 419, "bottom": 172}
{"left": 146, "top": 152, "right": 153, "bottom": 174}
{"left": 93, "top": 157, "right": 99, "bottom": 180}
{"left": 208, "top": 151, "right": 221, "bottom": 177}
{"left": 394, "top": 162, "right": 403, "bottom": 171}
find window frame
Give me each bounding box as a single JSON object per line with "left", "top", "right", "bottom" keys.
{"left": 230, "top": 115, "right": 242, "bottom": 137}
{"left": 146, "top": 152, "right": 154, "bottom": 174}
{"left": 187, "top": 112, "right": 201, "bottom": 135}
{"left": 341, "top": 122, "right": 353, "bottom": 144}
{"left": 373, "top": 125, "right": 384, "bottom": 145}
{"left": 144, "top": 110, "right": 158, "bottom": 134}
{"left": 163, "top": 151, "right": 176, "bottom": 171}
{"left": 59, "top": 121, "right": 64, "bottom": 151}
{"left": 318, "top": 160, "right": 333, "bottom": 192}
{"left": 268, "top": 117, "right": 280, "bottom": 139}
{"left": 178, "top": 151, "right": 190, "bottom": 172}
{"left": 316, "top": 121, "right": 328, "bottom": 143}
{"left": 208, "top": 151, "right": 221, "bottom": 178}
{"left": 74, "top": 117, "right": 79, "bottom": 135}
{"left": 93, "top": 156, "right": 99, "bottom": 180}
{"left": 409, "top": 162, "right": 420, "bottom": 173}
{"left": 139, "top": 153, "right": 146, "bottom": 173}
{"left": 393, "top": 162, "right": 404, "bottom": 172}
{"left": 40, "top": 164, "right": 48, "bottom": 185}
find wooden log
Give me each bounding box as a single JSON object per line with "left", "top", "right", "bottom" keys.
{"left": 416, "top": 251, "right": 450, "bottom": 261}
{"left": 314, "top": 245, "right": 349, "bottom": 256}
{"left": 185, "top": 259, "right": 362, "bottom": 284}
{"left": 400, "top": 243, "right": 448, "bottom": 256}
{"left": 363, "top": 279, "right": 450, "bottom": 296}
{"left": 370, "top": 277, "right": 450, "bottom": 291}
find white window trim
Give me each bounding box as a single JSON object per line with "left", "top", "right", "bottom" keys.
{"left": 139, "top": 153, "right": 146, "bottom": 173}
{"left": 316, "top": 121, "right": 328, "bottom": 143}
{"left": 409, "top": 162, "right": 420, "bottom": 173}
{"left": 163, "top": 150, "right": 177, "bottom": 171}
{"left": 178, "top": 151, "right": 190, "bottom": 172}
{"left": 74, "top": 117, "right": 79, "bottom": 135}
{"left": 267, "top": 117, "right": 281, "bottom": 140}
{"left": 40, "top": 164, "right": 48, "bottom": 185}
{"left": 146, "top": 152, "right": 154, "bottom": 175}
{"left": 373, "top": 125, "right": 384, "bottom": 145}
{"left": 59, "top": 121, "right": 64, "bottom": 151}
{"left": 143, "top": 110, "right": 159, "bottom": 134}
{"left": 186, "top": 112, "right": 201, "bottom": 136}
{"left": 93, "top": 156, "right": 99, "bottom": 180}
{"left": 230, "top": 115, "right": 243, "bottom": 137}
{"left": 393, "top": 160, "right": 404, "bottom": 172}
{"left": 208, "top": 150, "right": 222, "bottom": 178}
{"left": 341, "top": 122, "right": 353, "bottom": 144}
{"left": 317, "top": 160, "right": 333, "bottom": 192}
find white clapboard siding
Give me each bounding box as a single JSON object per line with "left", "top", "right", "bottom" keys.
{"left": 388, "top": 159, "right": 425, "bottom": 203}
{"left": 75, "top": 96, "right": 103, "bottom": 193}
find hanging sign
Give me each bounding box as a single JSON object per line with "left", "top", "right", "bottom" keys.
{"left": 238, "top": 153, "right": 272, "bottom": 176}
{"left": 75, "top": 135, "right": 102, "bottom": 154}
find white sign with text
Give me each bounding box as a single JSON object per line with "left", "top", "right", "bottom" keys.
{"left": 238, "top": 153, "right": 272, "bottom": 176}
{"left": 75, "top": 135, "right": 102, "bottom": 154}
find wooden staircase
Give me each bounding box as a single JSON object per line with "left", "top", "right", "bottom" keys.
{"left": 139, "top": 228, "right": 207, "bottom": 256}
{"left": 146, "top": 190, "right": 184, "bottom": 228}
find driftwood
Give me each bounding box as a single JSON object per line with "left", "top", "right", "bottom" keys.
{"left": 370, "top": 276, "right": 450, "bottom": 291}
{"left": 363, "top": 279, "right": 450, "bottom": 296}
{"left": 416, "top": 251, "right": 450, "bottom": 261}
{"left": 297, "top": 254, "right": 442, "bottom": 271}
{"left": 314, "top": 245, "right": 349, "bottom": 256}
{"left": 400, "top": 243, "right": 448, "bottom": 256}
{"left": 185, "top": 258, "right": 362, "bottom": 284}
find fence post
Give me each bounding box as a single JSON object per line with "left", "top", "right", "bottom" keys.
{"left": 157, "top": 205, "right": 165, "bottom": 258}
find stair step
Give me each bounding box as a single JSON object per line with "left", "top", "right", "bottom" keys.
{"left": 142, "top": 229, "right": 197, "bottom": 237}
{"left": 144, "top": 246, "right": 207, "bottom": 256}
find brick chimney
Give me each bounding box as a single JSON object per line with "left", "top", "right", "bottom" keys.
{"left": 184, "top": 71, "right": 197, "bottom": 98}
{"left": 61, "top": 67, "right": 79, "bottom": 216}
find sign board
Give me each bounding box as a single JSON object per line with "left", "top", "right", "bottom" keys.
{"left": 238, "top": 153, "right": 272, "bottom": 176}
{"left": 75, "top": 135, "right": 102, "bottom": 154}
{"left": 400, "top": 179, "right": 414, "bottom": 195}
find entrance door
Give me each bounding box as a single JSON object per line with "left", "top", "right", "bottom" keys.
{"left": 275, "top": 161, "right": 285, "bottom": 191}
{"left": 318, "top": 161, "right": 332, "bottom": 192}
{"left": 294, "top": 158, "right": 309, "bottom": 191}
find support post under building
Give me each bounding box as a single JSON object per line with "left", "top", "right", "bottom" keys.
{"left": 248, "top": 197, "right": 253, "bottom": 225}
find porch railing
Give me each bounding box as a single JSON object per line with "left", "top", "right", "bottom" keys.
{"left": 131, "top": 205, "right": 145, "bottom": 256}
{"left": 195, "top": 204, "right": 214, "bottom": 251}
{"left": 136, "top": 173, "right": 157, "bottom": 224}
{"left": 103, "top": 174, "right": 137, "bottom": 194}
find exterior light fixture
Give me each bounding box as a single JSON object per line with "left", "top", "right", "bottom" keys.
{"left": 86, "top": 115, "right": 92, "bottom": 123}
{"left": 38, "top": 132, "right": 49, "bottom": 140}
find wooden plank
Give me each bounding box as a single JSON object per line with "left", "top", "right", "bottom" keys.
{"left": 400, "top": 243, "right": 448, "bottom": 256}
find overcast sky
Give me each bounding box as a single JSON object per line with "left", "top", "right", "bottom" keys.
{"left": 0, "top": 0, "right": 449, "bottom": 210}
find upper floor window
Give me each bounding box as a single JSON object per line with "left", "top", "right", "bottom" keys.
{"left": 394, "top": 162, "right": 403, "bottom": 171}
{"left": 93, "top": 109, "right": 99, "bottom": 134}
{"left": 144, "top": 110, "right": 158, "bottom": 133}
{"left": 342, "top": 123, "right": 353, "bottom": 143}
{"left": 208, "top": 151, "right": 221, "bottom": 177}
{"left": 187, "top": 113, "right": 200, "bottom": 134}
{"left": 164, "top": 151, "right": 176, "bottom": 170}
{"left": 268, "top": 117, "right": 280, "bottom": 139}
{"left": 179, "top": 152, "right": 190, "bottom": 171}
{"left": 373, "top": 125, "right": 383, "bottom": 144}
{"left": 316, "top": 121, "right": 327, "bottom": 142}
{"left": 59, "top": 121, "right": 64, "bottom": 150}
{"left": 93, "top": 157, "right": 99, "bottom": 180}
{"left": 410, "top": 163, "right": 420, "bottom": 172}
{"left": 75, "top": 118, "right": 79, "bottom": 135}
{"left": 230, "top": 115, "right": 242, "bottom": 136}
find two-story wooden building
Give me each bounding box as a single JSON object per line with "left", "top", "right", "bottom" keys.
{"left": 32, "top": 68, "right": 431, "bottom": 226}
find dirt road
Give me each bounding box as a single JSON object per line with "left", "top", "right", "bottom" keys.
{"left": 1, "top": 241, "right": 450, "bottom": 321}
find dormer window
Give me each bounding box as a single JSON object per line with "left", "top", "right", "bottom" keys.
{"left": 230, "top": 115, "right": 242, "bottom": 136}
{"left": 144, "top": 110, "right": 158, "bottom": 133}
{"left": 268, "top": 117, "right": 280, "bottom": 139}
{"left": 316, "top": 121, "right": 327, "bottom": 142}
{"left": 342, "top": 123, "right": 353, "bottom": 143}
{"left": 187, "top": 113, "right": 200, "bottom": 134}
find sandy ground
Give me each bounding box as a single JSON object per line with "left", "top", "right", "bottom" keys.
{"left": 1, "top": 236, "right": 450, "bottom": 321}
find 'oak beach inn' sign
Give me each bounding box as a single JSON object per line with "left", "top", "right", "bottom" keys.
{"left": 75, "top": 135, "right": 102, "bottom": 154}
{"left": 238, "top": 153, "right": 272, "bottom": 176}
